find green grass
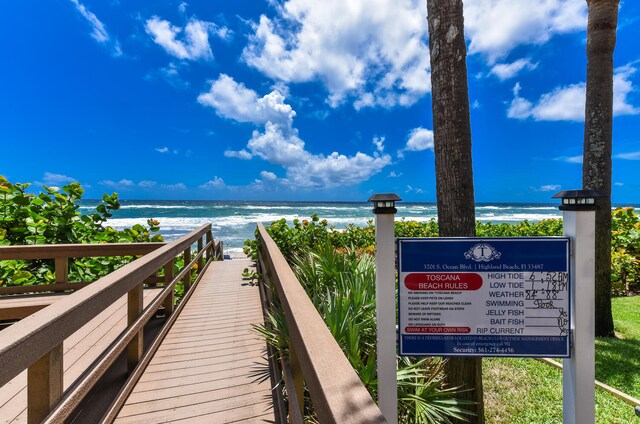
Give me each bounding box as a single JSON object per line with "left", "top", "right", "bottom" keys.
{"left": 483, "top": 296, "right": 640, "bottom": 423}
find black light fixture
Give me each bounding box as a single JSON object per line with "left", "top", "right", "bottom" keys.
{"left": 552, "top": 190, "right": 602, "bottom": 211}
{"left": 368, "top": 193, "right": 402, "bottom": 214}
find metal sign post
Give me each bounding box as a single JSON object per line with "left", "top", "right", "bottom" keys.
{"left": 553, "top": 190, "right": 599, "bottom": 424}
{"left": 369, "top": 193, "right": 400, "bottom": 424}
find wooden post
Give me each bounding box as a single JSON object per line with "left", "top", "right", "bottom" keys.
{"left": 183, "top": 248, "right": 192, "bottom": 292}
{"left": 288, "top": 343, "right": 305, "bottom": 422}
{"left": 197, "top": 237, "right": 204, "bottom": 273}
{"left": 163, "top": 259, "right": 175, "bottom": 316}
{"left": 127, "top": 284, "right": 143, "bottom": 374}
{"left": 206, "top": 230, "right": 214, "bottom": 261}
{"left": 27, "top": 344, "right": 63, "bottom": 424}
{"left": 54, "top": 257, "right": 68, "bottom": 284}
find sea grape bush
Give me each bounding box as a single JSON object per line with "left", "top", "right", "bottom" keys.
{"left": 0, "top": 176, "right": 163, "bottom": 287}
{"left": 246, "top": 210, "right": 639, "bottom": 294}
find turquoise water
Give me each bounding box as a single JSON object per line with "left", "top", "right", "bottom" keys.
{"left": 78, "top": 200, "right": 576, "bottom": 254}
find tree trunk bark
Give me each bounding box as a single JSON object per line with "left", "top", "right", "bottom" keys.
{"left": 427, "top": 1, "right": 484, "bottom": 422}
{"left": 582, "top": 0, "right": 618, "bottom": 337}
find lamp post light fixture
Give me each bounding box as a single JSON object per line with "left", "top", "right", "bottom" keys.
{"left": 368, "top": 193, "right": 401, "bottom": 424}
{"left": 552, "top": 190, "right": 601, "bottom": 211}
{"left": 368, "top": 193, "right": 402, "bottom": 215}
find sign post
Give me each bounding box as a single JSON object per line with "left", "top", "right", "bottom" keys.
{"left": 369, "top": 193, "right": 400, "bottom": 424}
{"left": 553, "top": 190, "right": 599, "bottom": 424}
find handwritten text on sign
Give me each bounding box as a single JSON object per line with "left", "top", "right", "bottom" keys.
{"left": 397, "top": 237, "right": 571, "bottom": 357}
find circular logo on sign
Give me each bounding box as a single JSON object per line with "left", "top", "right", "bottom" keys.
{"left": 464, "top": 242, "right": 501, "bottom": 262}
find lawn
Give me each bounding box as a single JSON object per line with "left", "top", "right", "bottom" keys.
{"left": 483, "top": 296, "right": 640, "bottom": 423}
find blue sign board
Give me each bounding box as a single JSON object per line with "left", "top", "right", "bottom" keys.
{"left": 397, "top": 237, "right": 571, "bottom": 357}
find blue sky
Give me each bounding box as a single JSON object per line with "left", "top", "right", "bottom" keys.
{"left": 1, "top": 0, "right": 639, "bottom": 203}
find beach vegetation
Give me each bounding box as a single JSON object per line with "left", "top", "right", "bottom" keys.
{"left": 0, "top": 176, "right": 164, "bottom": 289}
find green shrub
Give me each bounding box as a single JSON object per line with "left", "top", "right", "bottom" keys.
{"left": 0, "top": 176, "right": 163, "bottom": 287}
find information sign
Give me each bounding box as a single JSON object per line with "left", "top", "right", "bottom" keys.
{"left": 398, "top": 237, "right": 571, "bottom": 357}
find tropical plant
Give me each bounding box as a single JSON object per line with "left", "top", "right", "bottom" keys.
{"left": 0, "top": 176, "right": 163, "bottom": 288}
{"left": 255, "top": 245, "right": 474, "bottom": 422}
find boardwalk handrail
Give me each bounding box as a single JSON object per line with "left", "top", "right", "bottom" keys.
{"left": 0, "top": 224, "right": 219, "bottom": 423}
{"left": 0, "top": 242, "right": 166, "bottom": 296}
{"left": 256, "top": 222, "right": 387, "bottom": 424}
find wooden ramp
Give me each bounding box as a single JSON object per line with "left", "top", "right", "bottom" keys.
{"left": 114, "top": 259, "right": 275, "bottom": 424}
{"left": 0, "top": 287, "right": 163, "bottom": 423}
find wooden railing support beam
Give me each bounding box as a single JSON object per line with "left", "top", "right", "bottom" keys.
{"left": 126, "top": 284, "right": 143, "bottom": 374}
{"left": 183, "top": 248, "right": 192, "bottom": 292}
{"left": 163, "top": 259, "right": 175, "bottom": 316}
{"left": 288, "top": 344, "right": 305, "bottom": 423}
{"left": 197, "top": 238, "right": 204, "bottom": 272}
{"left": 27, "top": 344, "right": 63, "bottom": 424}
{"left": 54, "top": 257, "right": 68, "bottom": 285}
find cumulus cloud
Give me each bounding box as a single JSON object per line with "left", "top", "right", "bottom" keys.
{"left": 145, "top": 16, "right": 229, "bottom": 60}
{"left": 198, "top": 75, "right": 295, "bottom": 125}
{"left": 508, "top": 65, "right": 640, "bottom": 121}
{"left": 373, "top": 136, "right": 385, "bottom": 153}
{"left": 464, "top": 0, "right": 587, "bottom": 64}
{"left": 200, "top": 177, "right": 226, "bottom": 189}
{"left": 41, "top": 172, "right": 78, "bottom": 187}
{"left": 243, "top": 0, "right": 431, "bottom": 109}
{"left": 70, "top": 0, "right": 122, "bottom": 56}
{"left": 405, "top": 127, "right": 434, "bottom": 151}
{"left": 200, "top": 75, "right": 391, "bottom": 188}
{"left": 490, "top": 58, "right": 537, "bottom": 80}
{"left": 100, "top": 179, "right": 136, "bottom": 188}
{"left": 155, "top": 147, "right": 169, "bottom": 153}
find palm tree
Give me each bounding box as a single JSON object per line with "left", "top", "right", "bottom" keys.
{"left": 426, "top": 0, "right": 484, "bottom": 422}
{"left": 582, "top": 0, "right": 619, "bottom": 337}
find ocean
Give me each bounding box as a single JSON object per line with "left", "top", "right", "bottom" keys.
{"left": 78, "top": 200, "right": 572, "bottom": 255}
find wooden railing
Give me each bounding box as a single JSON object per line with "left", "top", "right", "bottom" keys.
{"left": 0, "top": 243, "right": 165, "bottom": 297}
{"left": 256, "top": 223, "right": 387, "bottom": 424}
{"left": 0, "top": 224, "right": 220, "bottom": 423}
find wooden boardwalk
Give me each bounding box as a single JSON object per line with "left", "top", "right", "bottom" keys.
{"left": 0, "top": 287, "right": 163, "bottom": 423}
{"left": 114, "top": 259, "right": 275, "bottom": 423}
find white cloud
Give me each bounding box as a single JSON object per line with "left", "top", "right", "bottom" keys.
{"left": 507, "top": 65, "right": 640, "bottom": 121}
{"left": 490, "top": 58, "right": 537, "bottom": 80}
{"left": 555, "top": 155, "right": 583, "bottom": 164}
{"left": 614, "top": 182, "right": 624, "bottom": 186}
{"left": 155, "top": 147, "right": 169, "bottom": 153}
{"left": 100, "top": 179, "right": 135, "bottom": 188}
{"left": 138, "top": 180, "right": 157, "bottom": 188}
{"left": 388, "top": 171, "right": 402, "bottom": 178}
{"left": 243, "top": 0, "right": 431, "bottom": 109}
{"left": 615, "top": 151, "right": 640, "bottom": 160}
{"left": 178, "top": 2, "right": 188, "bottom": 14}
{"left": 198, "top": 74, "right": 295, "bottom": 126}
{"left": 404, "top": 127, "right": 434, "bottom": 152}
{"left": 533, "top": 184, "right": 562, "bottom": 192}
{"left": 224, "top": 149, "right": 253, "bottom": 160}
{"left": 41, "top": 172, "right": 78, "bottom": 187}
{"left": 406, "top": 185, "right": 424, "bottom": 194}
{"left": 70, "top": 0, "right": 122, "bottom": 56}
{"left": 200, "top": 177, "right": 226, "bottom": 189}
{"left": 260, "top": 171, "right": 278, "bottom": 181}
{"left": 373, "top": 136, "right": 385, "bottom": 153}
{"left": 203, "top": 75, "right": 391, "bottom": 188}
{"left": 145, "top": 16, "right": 228, "bottom": 60}
{"left": 464, "top": 0, "right": 587, "bottom": 64}
{"left": 161, "top": 183, "right": 187, "bottom": 190}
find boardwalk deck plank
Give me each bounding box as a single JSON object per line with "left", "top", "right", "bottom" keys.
{"left": 114, "top": 259, "right": 274, "bottom": 424}
{"left": 0, "top": 287, "right": 163, "bottom": 424}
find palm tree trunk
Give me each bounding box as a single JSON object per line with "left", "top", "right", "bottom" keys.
{"left": 427, "top": 0, "right": 484, "bottom": 422}
{"left": 582, "top": 0, "right": 619, "bottom": 337}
